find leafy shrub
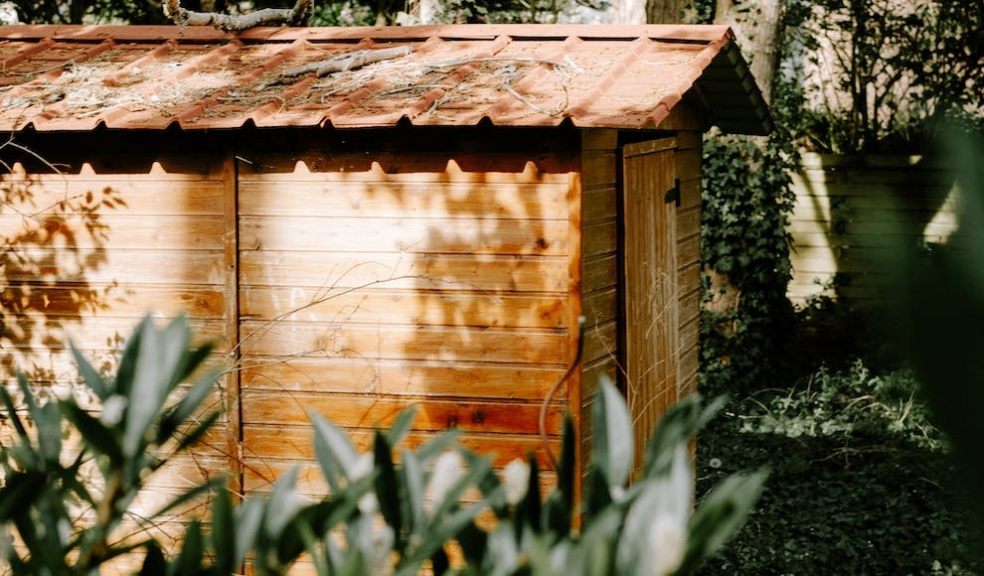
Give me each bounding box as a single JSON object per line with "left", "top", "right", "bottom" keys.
{"left": 740, "top": 361, "right": 946, "bottom": 452}
{"left": 700, "top": 132, "right": 799, "bottom": 394}
{"left": 1, "top": 316, "right": 767, "bottom": 575}
{"left": 697, "top": 363, "right": 981, "bottom": 575}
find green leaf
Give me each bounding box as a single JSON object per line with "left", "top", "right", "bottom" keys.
{"left": 70, "top": 343, "right": 111, "bottom": 400}
{"left": 210, "top": 487, "right": 236, "bottom": 576}
{"left": 310, "top": 412, "right": 360, "bottom": 491}
{"left": 386, "top": 405, "right": 417, "bottom": 447}
{"left": 518, "top": 453, "right": 541, "bottom": 533}
{"left": 428, "top": 453, "right": 492, "bottom": 529}
{"left": 114, "top": 316, "right": 149, "bottom": 398}
{"left": 234, "top": 496, "right": 264, "bottom": 568}
{"left": 643, "top": 394, "right": 702, "bottom": 479}
{"left": 401, "top": 450, "right": 425, "bottom": 535}
{"left": 544, "top": 417, "right": 575, "bottom": 534}
{"left": 414, "top": 429, "right": 461, "bottom": 463}
{"left": 160, "top": 315, "right": 193, "bottom": 395}
{"left": 140, "top": 541, "right": 167, "bottom": 576}
{"left": 169, "top": 519, "right": 203, "bottom": 576}
{"left": 0, "top": 472, "right": 44, "bottom": 519}
{"left": 123, "top": 318, "right": 165, "bottom": 458}
{"left": 150, "top": 476, "right": 223, "bottom": 520}
{"left": 174, "top": 411, "right": 221, "bottom": 454}
{"left": 373, "top": 431, "right": 402, "bottom": 542}
{"left": 157, "top": 366, "right": 221, "bottom": 445}
{"left": 678, "top": 469, "right": 769, "bottom": 574}
{"left": 592, "top": 376, "right": 633, "bottom": 491}
{"left": 0, "top": 385, "right": 29, "bottom": 446}
{"left": 264, "top": 466, "right": 301, "bottom": 538}
{"left": 60, "top": 400, "right": 122, "bottom": 464}
{"left": 35, "top": 399, "right": 62, "bottom": 466}
{"left": 402, "top": 501, "right": 490, "bottom": 573}
{"left": 431, "top": 546, "right": 450, "bottom": 576}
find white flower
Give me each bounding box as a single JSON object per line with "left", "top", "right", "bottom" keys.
{"left": 502, "top": 458, "right": 530, "bottom": 506}
{"left": 425, "top": 451, "right": 465, "bottom": 512}
{"left": 99, "top": 395, "right": 127, "bottom": 427}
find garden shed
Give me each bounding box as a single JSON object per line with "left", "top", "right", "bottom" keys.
{"left": 0, "top": 23, "right": 770, "bottom": 510}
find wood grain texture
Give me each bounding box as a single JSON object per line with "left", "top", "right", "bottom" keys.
{"left": 243, "top": 426, "right": 561, "bottom": 468}
{"left": 240, "top": 287, "right": 567, "bottom": 328}
{"left": 239, "top": 251, "right": 569, "bottom": 292}
{"left": 238, "top": 321, "right": 568, "bottom": 365}
{"left": 237, "top": 148, "right": 578, "bottom": 495}
{"left": 241, "top": 358, "right": 568, "bottom": 399}
{"left": 239, "top": 216, "right": 568, "bottom": 255}
{"left": 241, "top": 392, "right": 565, "bottom": 434}
{"left": 239, "top": 180, "right": 569, "bottom": 219}
{"left": 622, "top": 139, "right": 679, "bottom": 469}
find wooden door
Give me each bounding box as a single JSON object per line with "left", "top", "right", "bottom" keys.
{"left": 622, "top": 138, "right": 679, "bottom": 465}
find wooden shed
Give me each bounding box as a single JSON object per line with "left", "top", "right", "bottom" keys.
{"left": 0, "top": 23, "right": 770, "bottom": 506}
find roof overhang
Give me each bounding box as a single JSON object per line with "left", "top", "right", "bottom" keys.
{"left": 0, "top": 24, "right": 772, "bottom": 135}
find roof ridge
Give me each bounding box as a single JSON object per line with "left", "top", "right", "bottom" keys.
{"left": 0, "top": 24, "right": 730, "bottom": 44}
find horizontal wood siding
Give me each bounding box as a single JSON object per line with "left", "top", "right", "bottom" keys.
{"left": 0, "top": 159, "right": 230, "bottom": 540}
{"left": 578, "top": 130, "right": 620, "bottom": 469}
{"left": 675, "top": 132, "right": 702, "bottom": 398}
{"left": 789, "top": 153, "right": 957, "bottom": 303}
{"left": 237, "top": 150, "right": 577, "bottom": 485}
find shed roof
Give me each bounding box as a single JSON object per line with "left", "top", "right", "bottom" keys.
{"left": 0, "top": 24, "right": 771, "bottom": 134}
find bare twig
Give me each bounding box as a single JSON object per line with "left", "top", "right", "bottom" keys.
{"left": 539, "top": 315, "right": 585, "bottom": 472}
{"left": 281, "top": 46, "right": 414, "bottom": 79}
{"left": 164, "top": 0, "right": 312, "bottom": 31}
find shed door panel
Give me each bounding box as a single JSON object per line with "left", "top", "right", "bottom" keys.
{"left": 622, "top": 138, "right": 679, "bottom": 464}
{"left": 234, "top": 151, "right": 577, "bottom": 492}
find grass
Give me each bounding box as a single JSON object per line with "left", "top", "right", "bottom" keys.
{"left": 696, "top": 363, "right": 982, "bottom": 575}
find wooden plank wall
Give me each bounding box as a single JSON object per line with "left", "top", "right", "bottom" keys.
{"left": 578, "top": 129, "right": 703, "bottom": 469}
{"left": 789, "top": 153, "right": 957, "bottom": 304}
{"left": 579, "top": 130, "right": 620, "bottom": 471}
{"left": 235, "top": 148, "right": 576, "bottom": 496}
{"left": 622, "top": 138, "right": 679, "bottom": 470}
{"left": 0, "top": 153, "right": 232, "bottom": 554}
{"left": 675, "top": 132, "right": 703, "bottom": 398}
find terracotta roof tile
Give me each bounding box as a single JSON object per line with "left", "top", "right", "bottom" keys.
{"left": 0, "top": 24, "right": 772, "bottom": 134}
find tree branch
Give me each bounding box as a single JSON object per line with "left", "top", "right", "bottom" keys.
{"left": 280, "top": 46, "right": 414, "bottom": 78}
{"left": 164, "top": 0, "right": 312, "bottom": 31}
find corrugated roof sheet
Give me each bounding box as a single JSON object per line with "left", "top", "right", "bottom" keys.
{"left": 0, "top": 24, "right": 772, "bottom": 134}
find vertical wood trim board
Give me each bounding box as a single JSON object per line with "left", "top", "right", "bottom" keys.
{"left": 566, "top": 168, "right": 583, "bottom": 495}
{"left": 223, "top": 153, "right": 244, "bottom": 498}
{"left": 622, "top": 138, "right": 680, "bottom": 470}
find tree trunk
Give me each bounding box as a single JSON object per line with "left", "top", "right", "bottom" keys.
{"left": 646, "top": 0, "right": 689, "bottom": 23}
{"left": 714, "top": 0, "right": 784, "bottom": 103}
{"left": 614, "top": 0, "right": 689, "bottom": 25}
{"left": 418, "top": 0, "right": 439, "bottom": 23}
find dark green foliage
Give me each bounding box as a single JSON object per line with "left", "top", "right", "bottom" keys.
{"left": 2, "top": 337, "right": 766, "bottom": 575}
{"left": 0, "top": 316, "right": 223, "bottom": 575}
{"left": 699, "top": 132, "right": 799, "bottom": 393}
{"left": 888, "top": 128, "right": 984, "bottom": 558}
{"left": 782, "top": 0, "right": 984, "bottom": 153}
{"left": 697, "top": 365, "right": 981, "bottom": 575}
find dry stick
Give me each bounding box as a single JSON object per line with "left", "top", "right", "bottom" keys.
{"left": 281, "top": 46, "right": 414, "bottom": 79}
{"left": 164, "top": 0, "right": 311, "bottom": 31}
{"left": 539, "top": 315, "right": 585, "bottom": 472}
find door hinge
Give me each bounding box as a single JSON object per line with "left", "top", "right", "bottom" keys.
{"left": 664, "top": 178, "right": 681, "bottom": 207}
